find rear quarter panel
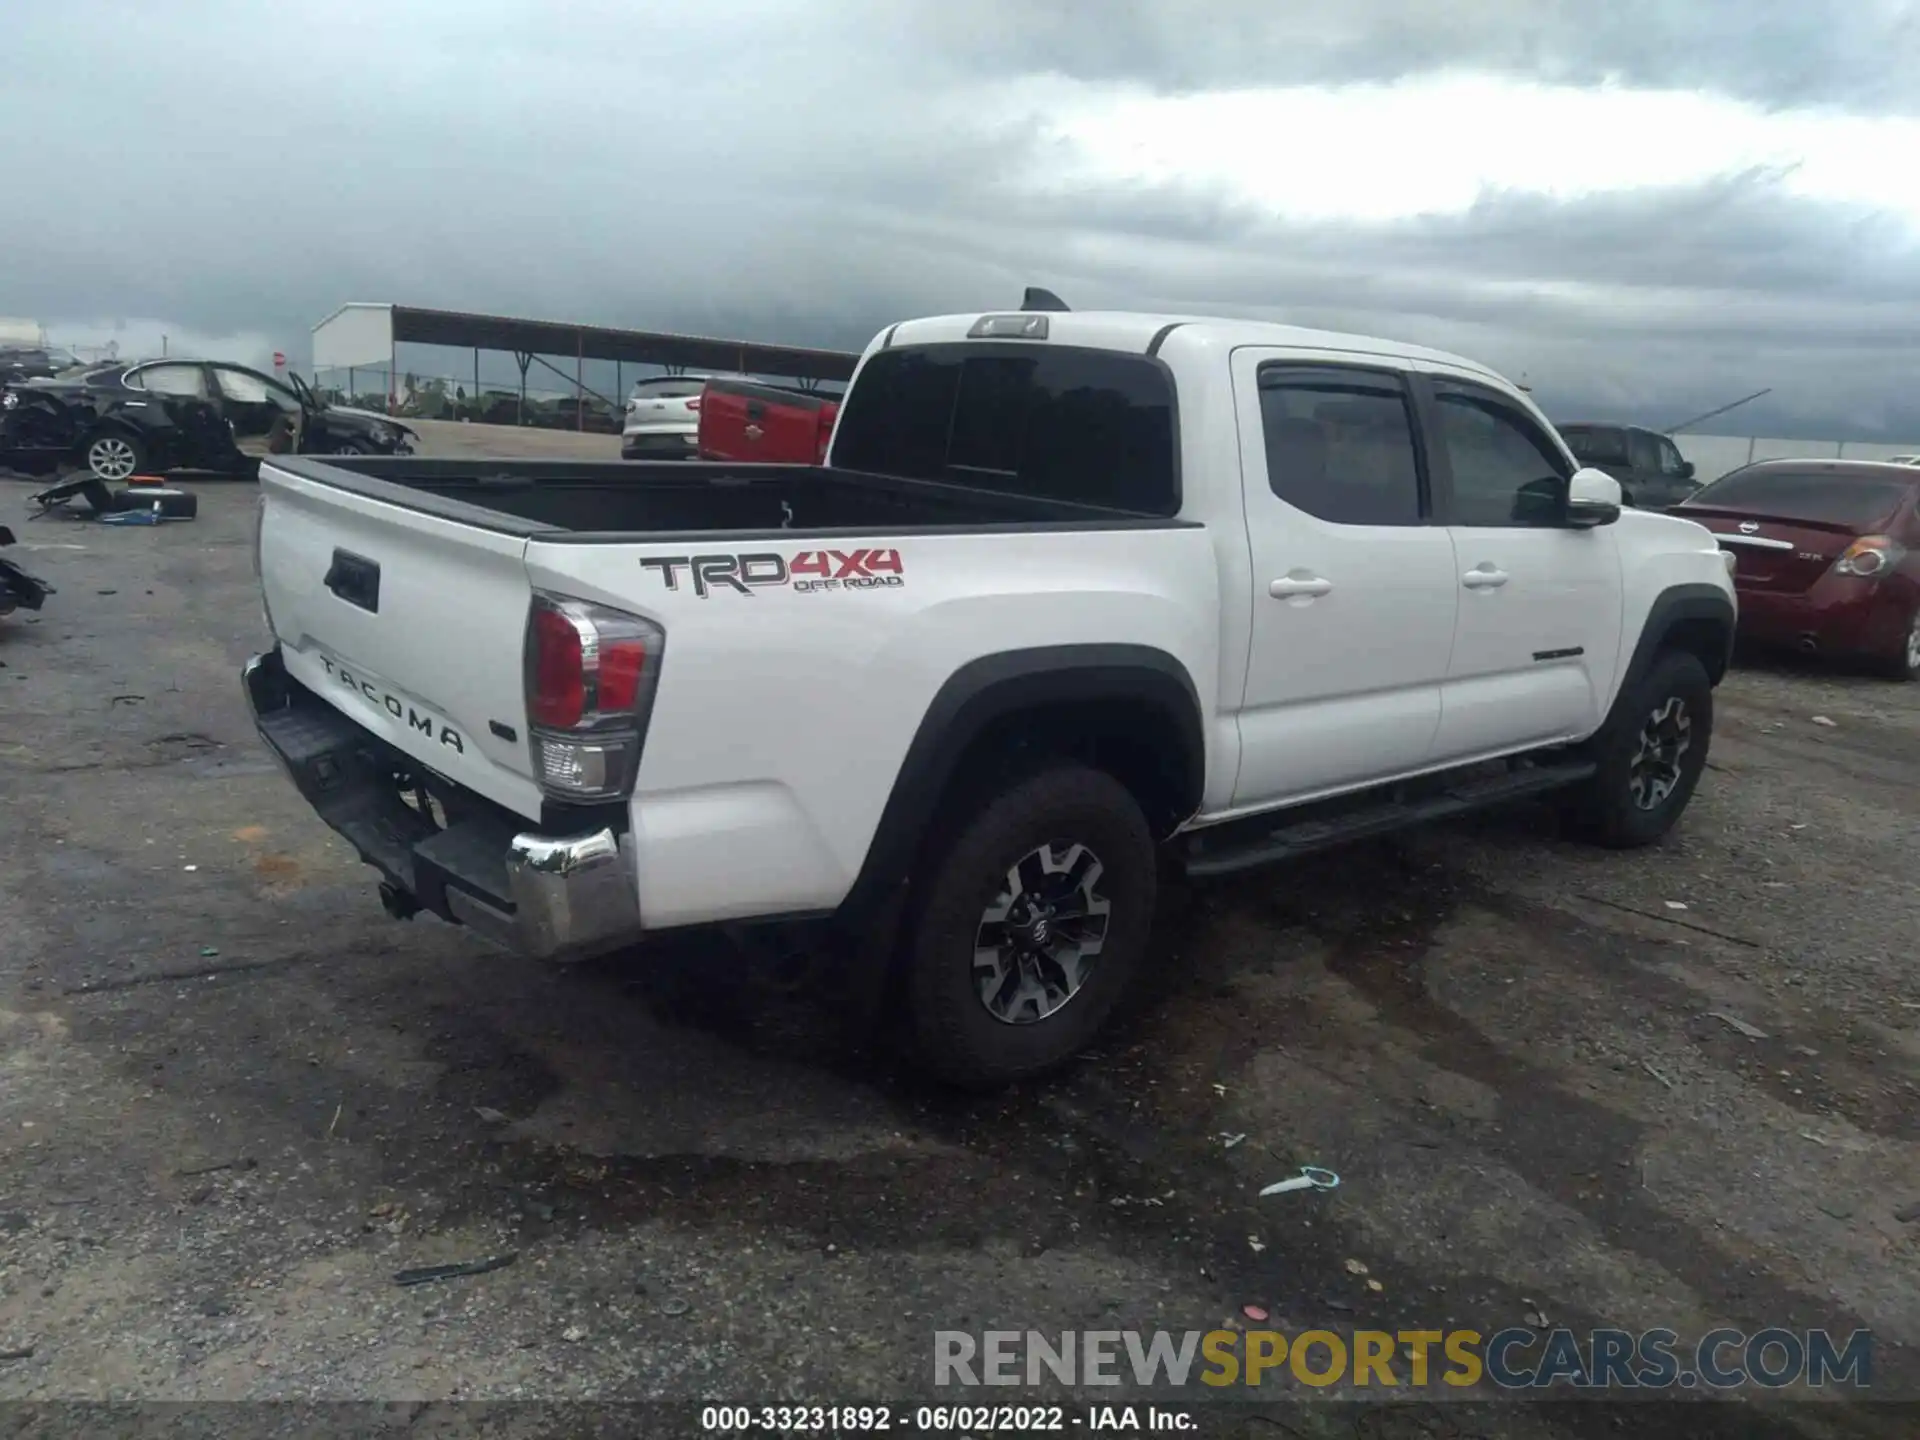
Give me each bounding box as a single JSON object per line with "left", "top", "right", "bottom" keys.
{"left": 523, "top": 525, "right": 1223, "bottom": 927}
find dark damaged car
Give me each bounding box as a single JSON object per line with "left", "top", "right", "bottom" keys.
{"left": 0, "top": 359, "right": 415, "bottom": 481}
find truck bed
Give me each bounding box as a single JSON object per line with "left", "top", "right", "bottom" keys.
{"left": 267, "top": 456, "right": 1176, "bottom": 538}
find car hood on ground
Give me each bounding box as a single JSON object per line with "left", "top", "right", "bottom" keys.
{"left": 324, "top": 407, "right": 415, "bottom": 435}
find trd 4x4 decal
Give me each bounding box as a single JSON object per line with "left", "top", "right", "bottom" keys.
{"left": 640, "top": 548, "right": 904, "bottom": 598}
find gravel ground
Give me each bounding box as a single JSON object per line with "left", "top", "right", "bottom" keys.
{"left": 0, "top": 458, "right": 1915, "bottom": 1438}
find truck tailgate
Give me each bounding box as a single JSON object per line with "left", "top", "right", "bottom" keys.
{"left": 258, "top": 463, "right": 545, "bottom": 820}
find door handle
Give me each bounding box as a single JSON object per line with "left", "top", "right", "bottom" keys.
{"left": 1461, "top": 565, "right": 1510, "bottom": 590}
{"left": 1269, "top": 576, "right": 1333, "bottom": 598}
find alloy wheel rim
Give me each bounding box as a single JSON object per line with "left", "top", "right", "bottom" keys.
{"left": 1627, "top": 696, "right": 1692, "bottom": 812}
{"left": 1906, "top": 612, "right": 1920, "bottom": 673}
{"left": 89, "top": 437, "right": 136, "bottom": 480}
{"left": 973, "top": 841, "right": 1111, "bottom": 1025}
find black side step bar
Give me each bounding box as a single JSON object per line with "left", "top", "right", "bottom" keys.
{"left": 1181, "top": 759, "right": 1596, "bottom": 879}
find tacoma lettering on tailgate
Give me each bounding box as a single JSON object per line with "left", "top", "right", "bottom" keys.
{"left": 640, "top": 549, "right": 904, "bottom": 598}
{"left": 318, "top": 655, "right": 465, "bottom": 753}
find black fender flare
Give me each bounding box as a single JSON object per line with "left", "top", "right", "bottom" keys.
{"left": 838, "top": 643, "right": 1205, "bottom": 922}
{"left": 1618, "top": 583, "right": 1736, "bottom": 702}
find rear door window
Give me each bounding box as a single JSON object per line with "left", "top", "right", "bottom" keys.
{"left": 128, "top": 363, "right": 209, "bottom": 398}
{"left": 832, "top": 344, "right": 1179, "bottom": 514}
{"left": 1683, "top": 471, "right": 1912, "bottom": 528}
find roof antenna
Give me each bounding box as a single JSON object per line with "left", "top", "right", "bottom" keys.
{"left": 1021, "top": 287, "right": 1070, "bottom": 313}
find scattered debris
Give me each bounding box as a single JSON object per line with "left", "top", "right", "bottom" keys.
{"left": 392, "top": 1253, "right": 519, "bottom": 1287}
{"left": 1893, "top": 1202, "right": 1920, "bottom": 1224}
{"left": 175, "top": 1157, "right": 256, "bottom": 1178}
{"left": 561, "top": 1325, "right": 588, "bottom": 1343}
{"left": 110, "top": 693, "right": 143, "bottom": 707}
{"left": 1242, "top": 1305, "right": 1269, "bottom": 1323}
{"left": 1247, "top": 1236, "right": 1266, "bottom": 1254}
{"left": 1819, "top": 1205, "right": 1854, "bottom": 1221}
{"left": 473, "top": 1106, "right": 509, "bottom": 1125}
{"left": 0, "top": 524, "right": 54, "bottom": 616}
{"left": 1526, "top": 1311, "right": 1549, "bottom": 1330}
{"left": 1366, "top": 1278, "right": 1384, "bottom": 1293}
{"left": 326, "top": 1103, "right": 343, "bottom": 1139}
{"left": 1220, "top": 1132, "right": 1247, "bottom": 1149}
{"left": 0, "top": 1345, "right": 34, "bottom": 1363}
{"left": 1211, "top": 1083, "right": 1228, "bottom": 1097}
{"left": 1799, "top": 1132, "right": 1831, "bottom": 1148}
{"left": 1260, "top": 1166, "right": 1341, "bottom": 1197}
{"left": 198, "top": 946, "right": 218, "bottom": 958}
{"left": 1791, "top": 1045, "right": 1819, "bottom": 1058}
{"left": 660, "top": 1298, "right": 691, "bottom": 1317}
{"left": 1663, "top": 900, "right": 1689, "bottom": 911}
{"left": 1810, "top": 715, "right": 1837, "bottom": 728}
{"left": 1642, "top": 1062, "right": 1676, "bottom": 1090}
{"left": 182, "top": 864, "right": 198, "bottom": 872}
{"left": 1708, "top": 1011, "right": 1768, "bottom": 1040}
{"left": 1343, "top": 1259, "right": 1369, "bottom": 1276}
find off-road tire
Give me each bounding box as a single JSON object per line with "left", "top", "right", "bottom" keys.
{"left": 1564, "top": 649, "right": 1713, "bottom": 849}
{"left": 109, "top": 486, "right": 197, "bottom": 519}
{"left": 902, "top": 764, "right": 1156, "bottom": 1089}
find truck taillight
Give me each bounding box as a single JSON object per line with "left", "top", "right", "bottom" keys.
{"left": 523, "top": 593, "right": 664, "bottom": 801}
{"left": 686, "top": 397, "right": 701, "bottom": 412}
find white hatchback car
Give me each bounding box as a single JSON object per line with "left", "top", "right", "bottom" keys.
{"left": 621, "top": 374, "right": 713, "bottom": 459}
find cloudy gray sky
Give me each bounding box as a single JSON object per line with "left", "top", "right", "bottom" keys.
{"left": 4, "top": 0, "right": 1918, "bottom": 436}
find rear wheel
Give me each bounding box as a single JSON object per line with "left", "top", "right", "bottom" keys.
{"left": 901, "top": 764, "right": 1156, "bottom": 1089}
{"left": 1871, "top": 605, "right": 1920, "bottom": 681}
{"left": 1564, "top": 649, "right": 1713, "bottom": 848}
{"left": 332, "top": 440, "right": 370, "bottom": 456}
{"left": 85, "top": 431, "right": 144, "bottom": 482}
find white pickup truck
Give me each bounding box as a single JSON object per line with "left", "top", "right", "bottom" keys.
{"left": 244, "top": 302, "right": 1737, "bottom": 1087}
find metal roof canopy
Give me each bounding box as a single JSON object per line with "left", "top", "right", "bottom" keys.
{"left": 311, "top": 302, "right": 859, "bottom": 383}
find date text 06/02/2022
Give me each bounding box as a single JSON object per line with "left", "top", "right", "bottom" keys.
{"left": 700, "top": 1404, "right": 1194, "bottom": 1432}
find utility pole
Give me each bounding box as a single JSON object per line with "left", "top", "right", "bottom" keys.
{"left": 1664, "top": 388, "right": 1771, "bottom": 435}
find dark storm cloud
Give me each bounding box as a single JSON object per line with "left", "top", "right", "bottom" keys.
{"left": 895, "top": 0, "right": 1920, "bottom": 116}
{"left": 1, "top": 0, "right": 1917, "bottom": 438}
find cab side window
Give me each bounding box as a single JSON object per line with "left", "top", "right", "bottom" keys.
{"left": 1627, "top": 429, "right": 1662, "bottom": 472}
{"left": 1257, "top": 366, "right": 1425, "bottom": 526}
{"left": 1432, "top": 385, "right": 1571, "bottom": 527}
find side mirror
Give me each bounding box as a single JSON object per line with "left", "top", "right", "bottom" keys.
{"left": 1679, "top": 459, "right": 1696, "bottom": 480}
{"left": 1566, "top": 467, "right": 1622, "bottom": 528}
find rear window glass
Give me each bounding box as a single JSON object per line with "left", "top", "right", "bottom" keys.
{"left": 831, "top": 344, "right": 1178, "bottom": 514}
{"left": 1561, "top": 426, "right": 1628, "bottom": 464}
{"left": 631, "top": 378, "right": 707, "bottom": 398}
{"left": 1682, "top": 470, "right": 1912, "bottom": 527}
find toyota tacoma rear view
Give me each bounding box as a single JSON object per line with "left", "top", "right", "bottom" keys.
{"left": 243, "top": 300, "right": 1736, "bottom": 1087}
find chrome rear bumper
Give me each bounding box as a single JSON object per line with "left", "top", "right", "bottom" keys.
{"left": 243, "top": 648, "right": 642, "bottom": 962}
